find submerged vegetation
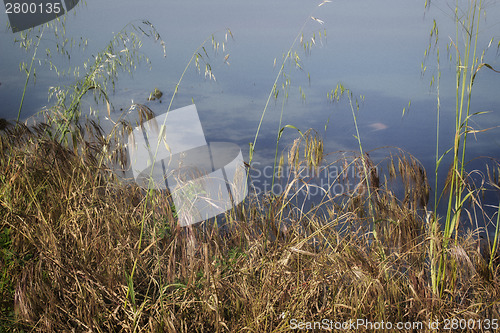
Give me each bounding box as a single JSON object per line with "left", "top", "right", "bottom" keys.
{"left": 1, "top": 0, "right": 500, "bottom": 332}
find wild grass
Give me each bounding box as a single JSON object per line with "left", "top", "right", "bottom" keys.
{"left": 1, "top": 118, "right": 499, "bottom": 332}
{"left": 1, "top": 0, "right": 500, "bottom": 331}
{"left": 423, "top": 0, "right": 500, "bottom": 296}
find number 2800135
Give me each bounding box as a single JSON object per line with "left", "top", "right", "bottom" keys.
{"left": 5, "top": 2, "right": 62, "bottom": 14}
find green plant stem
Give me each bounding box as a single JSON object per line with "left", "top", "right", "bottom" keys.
{"left": 271, "top": 83, "right": 289, "bottom": 189}
{"left": 489, "top": 201, "right": 500, "bottom": 270}
{"left": 437, "top": 0, "right": 483, "bottom": 297}
{"left": 16, "top": 26, "right": 45, "bottom": 125}
{"left": 431, "top": 45, "right": 441, "bottom": 294}
{"left": 347, "top": 94, "right": 380, "bottom": 247}
{"left": 249, "top": 4, "right": 324, "bottom": 164}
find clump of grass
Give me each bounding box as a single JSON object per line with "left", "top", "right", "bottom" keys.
{"left": 1, "top": 120, "right": 499, "bottom": 332}
{"left": 422, "top": 0, "right": 500, "bottom": 296}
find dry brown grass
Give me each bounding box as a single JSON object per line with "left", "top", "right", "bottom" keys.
{"left": 1, "top": 121, "right": 499, "bottom": 332}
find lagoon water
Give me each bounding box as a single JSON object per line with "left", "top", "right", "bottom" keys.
{"left": 1, "top": 0, "right": 500, "bottom": 229}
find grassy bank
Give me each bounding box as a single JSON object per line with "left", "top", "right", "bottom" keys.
{"left": 1, "top": 120, "right": 499, "bottom": 332}
{"left": 1, "top": 0, "right": 500, "bottom": 331}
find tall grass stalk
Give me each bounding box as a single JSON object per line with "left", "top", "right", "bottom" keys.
{"left": 436, "top": 0, "right": 479, "bottom": 295}
{"left": 490, "top": 201, "right": 500, "bottom": 270}
{"left": 14, "top": 11, "right": 80, "bottom": 124}
{"left": 427, "top": 0, "right": 500, "bottom": 295}
{"left": 249, "top": 0, "right": 330, "bottom": 165}
{"left": 271, "top": 78, "right": 291, "bottom": 190}
{"left": 328, "top": 84, "right": 382, "bottom": 247}
{"left": 16, "top": 26, "right": 45, "bottom": 124}
{"left": 430, "top": 21, "right": 442, "bottom": 296}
